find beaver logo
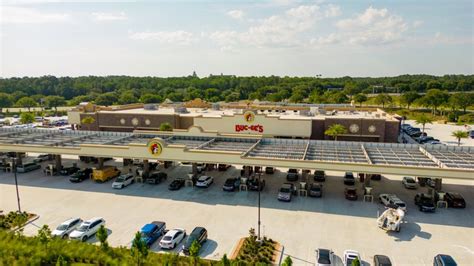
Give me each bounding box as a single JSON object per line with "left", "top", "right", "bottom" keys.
{"left": 243, "top": 111, "right": 255, "bottom": 123}
{"left": 148, "top": 140, "right": 163, "bottom": 156}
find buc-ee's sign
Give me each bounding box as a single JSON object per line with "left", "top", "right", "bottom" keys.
{"left": 235, "top": 111, "right": 264, "bottom": 133}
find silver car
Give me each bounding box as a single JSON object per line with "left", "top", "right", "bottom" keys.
{"left": 51, "top": 218, "right": 82, "bottom": 239}
{"left": 402, "top": 177, "right": 418, "bottom": 189}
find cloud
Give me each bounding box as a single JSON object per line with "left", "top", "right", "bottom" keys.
{"left": 430, "top": 32, "right": 473, "bottom": 45}
{"left": 324, "top": 4, "right": 341, "bottom": 18}
{"left": 211, "top": 4, "right": 326, "bottom": 50}
{"left": 129, "top": 30, "right": 197, "bottom": 45}
{"left": 412, "top": 20, "right": 423, "bottom": 28}
{"left": 1, "top": 6, "right": 69, "bottom": 24}
{"left": 329, "top": 6, "right": 408, "bottom": 45}
{"left": 91, "top": 12, "right": 128, "bottom": 21}
{"left": 227, "top": 10, "right": 244, "bottom": 20}
{"left": 310, "top": 33, "right": 341, "bottom": 45}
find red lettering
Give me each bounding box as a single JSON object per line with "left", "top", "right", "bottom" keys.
{"left": 235, "top": 124, "right": 264, "bottom": 133}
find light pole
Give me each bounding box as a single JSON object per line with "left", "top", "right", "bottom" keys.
{"left": 12, "top": 158, "right": 22, "bottom": 213}
{"left": 257, "top": 172, "right": 261, "bottom": 240}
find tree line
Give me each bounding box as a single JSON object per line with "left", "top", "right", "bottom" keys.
{"left": 0, "top": 75, "right": 472, "bottom": 111}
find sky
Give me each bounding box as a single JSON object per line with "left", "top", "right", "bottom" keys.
{"left": 0, "top": 0, "right": 473, "bottom": 78}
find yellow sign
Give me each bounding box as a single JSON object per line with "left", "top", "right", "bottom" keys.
{"left": 148, "top": 140, "right": 163, "bottom": 156}
{"left": 243, "top": 111, "right": 255, "bottom": 123}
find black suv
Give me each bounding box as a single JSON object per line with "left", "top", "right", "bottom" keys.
{"left": 313, "top": 170, "right": 326, "bottom": 182}
{"left": 247, "top": 178, "right": 265, "bottom": 191}
{"left": 414, "top": 193, "right": 436, "bottom": 212}
{"left": 146, "top": 172, "right": 168, "bottom": 184}
{"left": 445, "top": 192, "right": 466, "bottom": 208}
{"left": 69, "top": 168, "right": 93, "bottom": 183}
{"left": 60, "top": 166, "right": 80, "bottom": 176}
{"left": 182, "top": 227, "right": 207, "bottom": 255}
{"left": 286, "top": 169, "right": 299, "bottom": 181}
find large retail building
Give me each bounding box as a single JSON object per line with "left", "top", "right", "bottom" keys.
{"left": 68, "top": 100, "right": 401, "bottom": 143}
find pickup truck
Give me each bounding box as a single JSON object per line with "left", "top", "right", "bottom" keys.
{"left": 139, "top": 221, "right": 166, "bottom": 247}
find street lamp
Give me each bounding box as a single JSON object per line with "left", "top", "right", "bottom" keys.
{"left": 12, "top": 157, "right": 22, "bottom": 213}
{"left": 257, "top": 172, "right": 261, "bottom": 240}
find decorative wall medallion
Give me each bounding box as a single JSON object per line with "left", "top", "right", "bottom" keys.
{"left": 145, "top": 119, "right": 151, "bottom": 126}
{"left": 120, "top": 118, "right": 125, "bottom": 125}
{"left": 368, "top": 125, "right": 377, "bottom": 133}
{"left": 131, "top": 117, "right": 139, "bottom": 126}
{"left": 349, "top": 124, "right": 359, "bottom": 133}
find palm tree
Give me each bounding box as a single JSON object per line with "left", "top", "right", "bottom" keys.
{"left": 324, "top": 124, "right": 347, "bottom": 141}
{"left": 451, "top": 130, "right": 468, "bottom": 146}
{"left": 415, "top": 114, "right": 434, "bottom": 134}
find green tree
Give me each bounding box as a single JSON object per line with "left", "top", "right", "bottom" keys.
{"left": 324, "top": 124, "right": 347, "bottom": 141}
{"left": 449, "top": 92, "right": 474, "bottom": 113}
{"left": 282, "top": 256, "right": 293, "bottom": 266}
{"left": 131, "top": 231, "right": 148, "bottom": 266}
{"left": 374, "top": 93, "right": 392, "bottom": 108}
{"left": 44, "top": 96, "right": 66, "bottom": 114}
{"left": 139, "top": 94, "right": 162, "bottom": 104}
{"left": 353, "top": 93, "right": 367, "bottom": 107}
{"left": 36, "top": 225, "right": 52, "bottom": 247}
{"left": 219, "top": 254, "right": 231, "bottom": 266}
{"left": 400, "top": 91, "right": 420, "bottom": 109}
{"left": 95, "top": 92, "right": 118, "bottom": 106}
{"left": 55, "top": 255, "right": 66, "bottom": 266}
{"left": 420, "top": 89, "right": 449, "bottom": 115}
{"left": 451, "top": 130, "right": 468, "bottom": 146}
{"left": 96, "top": 225, "right": 109, "bottom": 250}
{"left": 159, "top": 122, "right": 173, "bottom": 131}
{"left": 189, "top": 240, "right": 202, "bottom": 265}
{"left": 0, "top": 93, "right": 13, "bottom": 113}
{"left": 415, "top": 114, "right": 434, "bottom": 134}
{"left": 289, "top": 92, "right": 304, "bottom": 103}
{"left": 16, "top": 97, "right": 37, "bottom": 111}
{"left": 118, "top": 91, "right": 138, "bottom": 105}
{"left": 20, "top": 112, "right": 35, "bottom": 124}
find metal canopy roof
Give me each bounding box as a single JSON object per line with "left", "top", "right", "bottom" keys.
{"left": 0, "top": 128, "right": 473, "bottom": 174}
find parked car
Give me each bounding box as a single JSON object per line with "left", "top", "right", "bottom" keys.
{"left": 343, "top": 172, "right": 355, "bottom": 185}
{"left": 370, "top": 174, "right": 382, "bottom": 181}
{"left": 168, "top": 178, "right": 185, "bottom": 190}
{"left": 218, "top": 164, "right": 231, "bottom": 171}
{"left": 247, "top": 178, "right": 265, "bottom": 191}
{"left": 182, "top": 227, "right": 208, "bottom": 255}
{"left": 278, "top": 183, "right": 296, "bottom": 202}
{"left": 379, "top": 194, "right": 407, "bottom": 212}
{"left": 402, "top": 176, "right": 418, "bottom": 189}
{"left": 139, "top": 221, "right": 166, "bottom": 247}
{"left": 445, "top": 192, "right": 466, "bottom": 208}
{"left": 343, "top": 250, "right": 361, "bottom": 266}
{"left": 470, "top": 130, "right": 474, "bottom": 139}
{"left": 286, "top": 169, "right": 299, "bottom": 181}
{"left": 433, "top": 254, "right": 457, "bottom": 266}
{"left": 69, "top": 168, "right": 93, "bottom": 183}
{"left": 60, "top": 166, "right": 80, "bottom": 176}
{"left": 196, "top": 175, "right": 214, "bottom": 188}
{"left": 146, "top": 172, "right": 167, "bottom": 184}
{"left": 159, "top": 228, "right": 186, "bottom": 249}
{"left": 112, "top": 173, "right": 135, "bottom": 189}
{"left": 344, "top": 187, "right": 358, "bottom": 200}
{"left": 314, "top": 170, "right": 326, "bottom": 182}
{"left": 265, "top": 167, "right": 274, "bottom": 174}
{"left": 223, "top": 177, "right": 240, "bottom": 192}
{"left": 373, "top": 255, "right": 392, "bottom": 266}
{"left": 315, "top": 248, "right": 334, "bottom": 266}
{"left": 309, "top": 183, "right": 323, "bottom": 198}
{"left": 33, "top": 154, "right": 52, "bottom": 163}
{"left": 69, "top": 217, "right": 105, "bottom": 242}
{"left": 16, "top": 162, "right": 41, "bottom": 173}
{"left": 414, "top": 193, "right": 436, "bottom": 212}
{"left": 52, "top": 218, "right": 82, "bottom": 239}
{"left": 92, "top": 166, "right": 120, "bottom": 183}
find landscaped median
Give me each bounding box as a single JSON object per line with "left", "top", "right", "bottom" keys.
{"left": 230, "top": 228, "right": 283, "bottom": 265}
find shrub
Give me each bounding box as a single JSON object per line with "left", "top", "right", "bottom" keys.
{"left": 458, "top": 113, "right": 474, "bottom": 124}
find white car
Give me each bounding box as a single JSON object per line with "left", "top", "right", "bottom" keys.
{"left": 51, "top": 218, "right": 82, "bottom": 239}
{"left": 69, "top": 217, "right": 105, "bottom": 242}
{"left": 159, "top": 228, "right": 186, "bottom": 249}
{"left": 379, "top": 193, "right": 407, "bottom": 212}
{"left": 402, "top": 177, "right": 418, "bottom": 189}
{"left": 112, "top": 173, "right": 135, "bottom": 189}
{"left": 195, "top": 176, "right": 214, "bottom": 188}
{"left": 343, "top": 250, "right": 361, "bottom": 266}
{"left": 316, "top": 248, "right": 335, "bottom": 266}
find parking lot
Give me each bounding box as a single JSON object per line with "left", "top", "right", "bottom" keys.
{"left": 1, "top": 156, "right": 473, "bottom": 265}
